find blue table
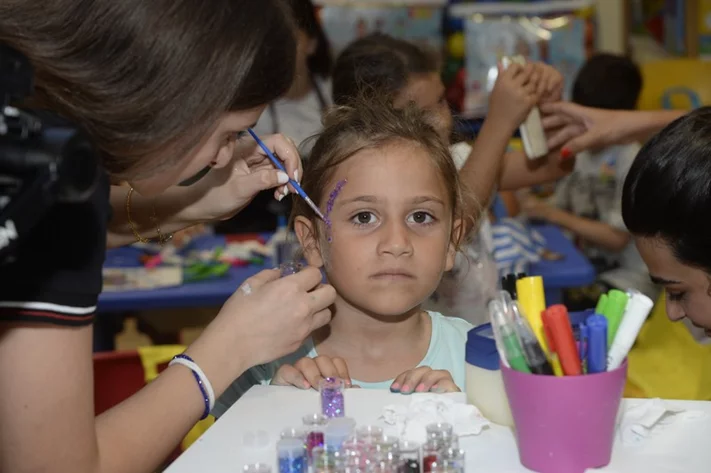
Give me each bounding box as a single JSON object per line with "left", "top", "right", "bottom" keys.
{"left": 99, "top": 235, "right": 269, "bottom": 313}
{"left": 529, "top": 224, "right": 596, "bottom": 304}
{"left": 97, "top": 226, "right": 593, "bottom": 348}
{"left": 100, "top": 226, "right": 594, "bottom": 312}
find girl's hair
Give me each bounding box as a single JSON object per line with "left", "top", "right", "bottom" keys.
{"left": 332, "top": 34, "right": 440, "bottom": 106}
{"left": 288, "top": 0, "right": 332, "bottom": 78}
{"left": 622, "top": 106, "right": 711, "bottom": 274}
{"left": 292, "top": 95, "right": 475, "bottom": 247}
{"left": 0, "top": 0, "right": 296, "bottom": 179}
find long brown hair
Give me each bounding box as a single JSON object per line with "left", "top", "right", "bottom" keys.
{"left": 292, "top": 95, "right": 476, "bottom": 246}
{"left": 0, "top": 0, "right": 296, "bottom": 179}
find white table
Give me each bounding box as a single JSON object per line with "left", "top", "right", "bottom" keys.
{"left": 166, "top": 386, "right": 711, "bottom": 473}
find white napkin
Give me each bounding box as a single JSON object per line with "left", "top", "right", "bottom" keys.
{"left": 380, "top": 393, "right": 490, "bottom": 443}
{"left": 618, "top": 398, "right": 707, "bottom": 446}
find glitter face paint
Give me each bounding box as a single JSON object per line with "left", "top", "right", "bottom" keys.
{"left": 324, "top": 179, "right": 347, "bottom": 243}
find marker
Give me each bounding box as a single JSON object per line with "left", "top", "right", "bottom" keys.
{"left": 595, "top": 293, "right": 608, "bottom": 315}
{"left": 542, "top": 305, "right": 582, "bottom": 376}
{"left": 501, "top": 274, "right": 518, "bottom": 299}
{"left": 578, "top": 322, "right": 588, "bottom": 367}
{"left": 586, "top": 315, "right": 608, "bottom": 374}
{"left": 607, "top": 291, "right": 654, "bottom": 370}
{"left": 603, "top": 290, "right": 629, "bottom": 346}
{"left": 509, "top": 302, "right": 554, "bottom": 375}
{"left": 489, "top": 301, "right": 530, "bottom": 372}
{"left": 516, "top": 276, "right": 548, "bottom": 352}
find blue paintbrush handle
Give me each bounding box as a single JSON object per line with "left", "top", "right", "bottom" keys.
{"left": 247, "top": 129, "right": 324, "bottom": 220}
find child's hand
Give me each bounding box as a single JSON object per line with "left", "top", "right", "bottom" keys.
{"left": 534, "top": 62, "right": 564, "bottom": 104}
{"left": 521, "top": 195, "right": 556, "bottom": 221}
{"left": 390, "top": 367, "right": 460, "bottom": 394}
{"left": 487, "top": 62, "right": 540, "bottom": 134}
{"left": 271, "top": 356, "right": 352, "bottom": 390}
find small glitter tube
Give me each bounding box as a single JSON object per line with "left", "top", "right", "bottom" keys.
{"left": 280, "top": 427, "right": 307, "bottom": 441}
{"left": 425, "top": 423, "right": 456, "bottom": 450}
{"left": 355, "top": 425, "right": 384, "bottom": 444}
{"left": 243, "top": 463, "right": 272, "bottom": 473}
{"left": 324, "top": 417, "right": 356, "bottom": 450}
{"left": 399, "top": 440, "right": 423, "bottom": 473}
{"left": 279, "top": 261, "right": 303, "bottom": 277}
{"left": 438, "top": 448, "right": 465, "bottom": 473}
{"left": 320, "top": 377, "right": 345, "bottom": 418}
{"left": 302, "top": 413, "right": 328, "bottom": 460}
{"left": 277, "top": 437, "right": 307, "bottom": 473}
{"left": 422, "top": 439, "right": 440, "bottom": 473}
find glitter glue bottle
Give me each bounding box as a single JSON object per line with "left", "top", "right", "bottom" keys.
{"left": 302, "top": 413, "right": 328, "bottom": 460}
{"left": 320, "top": 377, "right": 345, "bottom": 418}
{"left": 398, "top": 440, "right": 422, "bottom": 473}
{"left": 277, "top": 437, "right": 307, "bottom": 473}
{"left": 243, "top": 464, "right": 272, "bottom": 473}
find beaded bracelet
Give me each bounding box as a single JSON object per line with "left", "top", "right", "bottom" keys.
{"left": 169, "top": 354, "right": 215, "bottom": 420}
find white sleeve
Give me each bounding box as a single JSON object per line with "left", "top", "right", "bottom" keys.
{"left": 608, "top": 143, "right": 642, "bottom": 231}
{"left": 449, "top": 141, "right": 473, "bottom": 171}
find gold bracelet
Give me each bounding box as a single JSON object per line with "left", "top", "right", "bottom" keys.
{"left": 126, "top": 187, "right": 173, "bottom": 246}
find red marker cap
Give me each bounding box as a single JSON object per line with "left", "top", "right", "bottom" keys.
{"left": 542, "top": 305, "right": 581, "bottom": 376}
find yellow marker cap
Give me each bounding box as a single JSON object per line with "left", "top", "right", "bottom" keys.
{"left": 516, "top": 276, "right": 548, "bottom": 352}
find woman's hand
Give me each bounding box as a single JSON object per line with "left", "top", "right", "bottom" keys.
{"left": 486, "top": 63, "right": 540, "bottom": 135}
{"left": 272, "top": 356, "right": 353, "bottom": 389}
{"left": 390, "top": 367, "right": 459, "bottom": 394}
{"left": 187, "top": 133, "right": 303, "bottom": 223}
{"left": 185, "top": 266, "right": 336, "bottom": 393}
{"left": 541, "top": 102, "right": 632, "bottom": 156}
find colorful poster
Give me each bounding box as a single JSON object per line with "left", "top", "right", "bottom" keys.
{"left": 320, "top": 6, "right": 443, "bottom": 55}
{"left": 463, "top": 15, "right": 586, "bottom": 118}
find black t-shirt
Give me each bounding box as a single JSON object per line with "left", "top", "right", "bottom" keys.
{"left": 0, "top": 169, "right": 110, "bottom": 326}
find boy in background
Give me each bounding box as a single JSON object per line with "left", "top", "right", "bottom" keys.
{"left": 523, "top": 53, "right": 657, "bottom": 307}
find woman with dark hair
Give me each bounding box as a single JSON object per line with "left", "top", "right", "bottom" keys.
{"left": 0, "top": 1, "right": 336, "bottom": 472}
{"left": 621, "top": 107, "right": 711, "bottom": 333}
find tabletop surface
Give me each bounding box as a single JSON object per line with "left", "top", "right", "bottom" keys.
{"left": 99, "top": 225, "right": 595, "bottom": 313}
{"left": 165, "top": 386, "right": 710, "bottom": 473}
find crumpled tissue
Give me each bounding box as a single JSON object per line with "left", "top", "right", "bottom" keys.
{"left": 380, "top": 393, "right": 490, "bottom": 443}
{"left": 618, "top": 398, "right": 707, "bottom": 446}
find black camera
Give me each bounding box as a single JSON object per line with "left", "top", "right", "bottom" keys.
{"left": 0, "top": 44, "right": 100, "bottom": 264}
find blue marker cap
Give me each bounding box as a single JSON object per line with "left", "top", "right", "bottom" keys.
{"left": 586, "top": 314, "right": 608, "bottom": 374}
{"left": 578, "top": 322, "right": 589, "bottom": 363}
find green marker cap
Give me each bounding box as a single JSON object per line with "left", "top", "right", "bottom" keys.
{"left": 595, "top": 293, "right": 608, "bottom": 315}
{"left": 603, "top": 289, "right": 629, "bottom": 346}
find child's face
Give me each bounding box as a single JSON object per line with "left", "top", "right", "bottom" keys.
{"left": 296, "top": 140, "right": 459, "bottom": 317}
{"left": 394, "top": 73, "right": 453, "bottom": 142}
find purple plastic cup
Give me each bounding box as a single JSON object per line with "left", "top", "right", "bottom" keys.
{"left": 501, "top": 360, "right": 627, "bottom": 473}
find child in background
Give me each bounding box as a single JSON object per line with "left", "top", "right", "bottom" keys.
{"left": 216, "top": 0, "right": 332, "bottom": 234}
{"left": 213, "top": 99, "right": 476, "bottom": 416}
{"left": 522, "top": 53, "right": 657, "bottom": 305}
{"left": 331, "top": 34, "right": 571, "bottom": 324}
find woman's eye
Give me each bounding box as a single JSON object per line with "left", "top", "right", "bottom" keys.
{"left": 408, "top": 211, "right": 434, "bottom": 225}
{"left": 667, "top": 290, "right": 686, "bottom": 302}
{"left": 351, "top": 212, "right": 376, "bottom": 226}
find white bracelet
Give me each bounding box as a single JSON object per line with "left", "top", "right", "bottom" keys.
{"left": 169, "top": 356, "right": 216, "bottom": 414}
